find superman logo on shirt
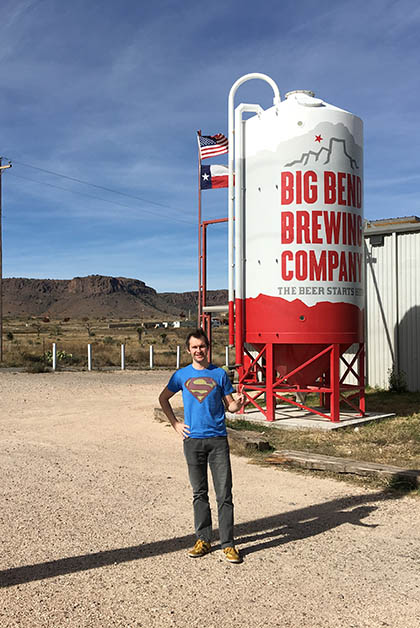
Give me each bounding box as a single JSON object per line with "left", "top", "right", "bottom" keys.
{"left": 185, "top": 377, "right": 217, "bottom": 403}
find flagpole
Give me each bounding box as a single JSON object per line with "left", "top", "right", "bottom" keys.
{"left": 197, "top": 131, "right": 202, "bottom": 328}
{"left": 197, "top": 129, "right": 201, "bottom": 327}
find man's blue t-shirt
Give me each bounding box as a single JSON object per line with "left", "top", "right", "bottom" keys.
{"left": 167, "top": 364, "right": 234, "bottom": 438}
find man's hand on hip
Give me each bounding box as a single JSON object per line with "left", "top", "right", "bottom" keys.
{"left": 174, "top": 421, "right": 190, "bottom": 439}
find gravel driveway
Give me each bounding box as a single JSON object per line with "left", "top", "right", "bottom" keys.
{"left": 0, "top": 371, "right": 419, "bottom": 627}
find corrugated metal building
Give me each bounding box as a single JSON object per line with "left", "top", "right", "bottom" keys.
{"left": 363, "top": 216, "right": 420, "bottom": 391}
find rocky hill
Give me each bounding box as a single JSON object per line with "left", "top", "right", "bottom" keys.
{"left": 2, "top": 275, "right": 227, "bottom": 319}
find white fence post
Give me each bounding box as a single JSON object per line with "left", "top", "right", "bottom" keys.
{"left": 149, "top": 345, "right": 154, "bottom": 369}
{"left": 88, "top": 344, "right": 92, "bottom": 371}
{"left": 121, "top": 344, "right": 125, "bottom": 370}
{"left": 225, "top": 345, "right": 229, "bottom": 367}
{"left": 176, "top": 345, "right": 181, "bottom": 369}
{"left": 52, "top": 343, "right": 57, "bottom": 371}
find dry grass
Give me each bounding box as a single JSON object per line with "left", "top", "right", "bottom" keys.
{"left": 229, "top": 402, "right": 420, "bottom": 468}
{"left": 227, "top": 389, "right": 420, "bottom": 493}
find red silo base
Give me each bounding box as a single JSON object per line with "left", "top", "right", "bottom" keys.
{"left": 236, "top": 342, "right": 365, "bottom": 423}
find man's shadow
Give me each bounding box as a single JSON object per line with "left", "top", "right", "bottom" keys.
{"left": 235, "top": 495, "right": 379, "bottom": 556}
{"left": 0, "top": 491, "right": 396, "bottom": 588}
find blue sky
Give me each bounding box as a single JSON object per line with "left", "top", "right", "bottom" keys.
{"left": 1, "top": 0, "right": 419, "bottom": 292}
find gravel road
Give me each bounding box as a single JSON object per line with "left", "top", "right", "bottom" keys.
{"left": 0, "top": 371, "right": 419, "bottom": 628}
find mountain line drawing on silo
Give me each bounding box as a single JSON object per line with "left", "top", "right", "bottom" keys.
{"left": 284, "top": 137, "right": 359, "bottom": 170}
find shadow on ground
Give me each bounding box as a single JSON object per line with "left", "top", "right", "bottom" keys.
{"left": 1, "top": 490, "right": 399, "bottom": 588}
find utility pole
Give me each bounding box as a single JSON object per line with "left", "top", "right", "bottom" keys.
{"left": 0, "top": 157, "right": 12, "bottom": 362}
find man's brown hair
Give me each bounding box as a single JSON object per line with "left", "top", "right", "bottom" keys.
{"left": 186, "top": 328, "right": 210, "bottom": 349}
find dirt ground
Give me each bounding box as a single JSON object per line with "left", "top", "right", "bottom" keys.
{"left": 0, "top": 370, "right": 419, "bottom": 628}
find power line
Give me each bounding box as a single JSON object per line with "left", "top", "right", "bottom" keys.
{"left": 7, "top": 158, "right": 186, "bottom": 214}
{"left": 8, "top": 172, "right": 192, "bottom": 225}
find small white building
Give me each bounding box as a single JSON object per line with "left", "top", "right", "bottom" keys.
{"left": 363, "top": 216, "right": 420, "bottom": 391}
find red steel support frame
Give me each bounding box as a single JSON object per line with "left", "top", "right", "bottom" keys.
{"left": 198, "top": 218, "right": 229, "bottom": 363}
{"left": 237, "top": 342, "right": 366, "bottom": 422}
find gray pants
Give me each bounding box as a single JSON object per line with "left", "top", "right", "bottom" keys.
{"left": 183, "top": 436, "right": 234, "bottom": 548}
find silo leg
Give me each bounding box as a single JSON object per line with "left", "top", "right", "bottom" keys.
{"left": 330, "top": 344, "right": 340, "bottom": 422}
{"left": 266, "top": 343, "right": 275, "bottom": 422}
{"left": 358, "top": 343, "right": 366, "bottom": 415}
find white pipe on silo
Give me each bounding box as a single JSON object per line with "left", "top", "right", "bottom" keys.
{"left": 228, "top": 74, "right": 281, "bottom": 344}
{"left": 234, "top": 103, "right": 263, "bottom": 301}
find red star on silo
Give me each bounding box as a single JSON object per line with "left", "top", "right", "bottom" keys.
{"left": 315, "top": 135, "right": 323, "bottom": 142}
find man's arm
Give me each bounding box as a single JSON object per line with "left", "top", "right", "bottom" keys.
{"left": 224, "top": 392, "right": 246, "bottom": 413}
{"left": 158, "top": 386, "right": 190, "bottom": 439}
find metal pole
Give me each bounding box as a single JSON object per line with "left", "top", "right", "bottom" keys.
{"left": 121, "top": 344, "right": 125, "bottom": 370}
{"left": 0, "top": 159, "right": 12, "bottom": 362}
{"left": 0, "top": 158, "right": 3, "bottom": 362}
{"left": 393, "top": 231, "right": 400, "bottom": 374}
{"left": 149, "top": 345, "right": 154, "bottom": 369}
{"left": 225, "top": 345, "right": 229, "bottom": 367}
{"left": 202, "top": 222, "right": 207, "bottom": 329}
{"left": 176, "top": 345, "right": 181, "bottom": 369}
{"left": 199, "top": 223, "right": 203, "bottom": 329}
{"left": 87, "top": 344, "right": 92, "bottom": 371}
{"left": 52, "top": 343, "right": 57, "bottom": 371}
{"left": 197, "top": 131, "right": 202, "bottom": 327}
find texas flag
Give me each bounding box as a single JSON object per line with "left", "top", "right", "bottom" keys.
{"left": 200, "top": 164, "right": 229, "bottom": 190}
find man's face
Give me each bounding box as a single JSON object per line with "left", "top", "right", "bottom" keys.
{"left": 187, "top": 337, "right": 208, "bottom": 363}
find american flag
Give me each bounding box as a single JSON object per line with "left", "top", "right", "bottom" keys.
{"left": 198, "top": 133, "right": 229, "bottom": 160}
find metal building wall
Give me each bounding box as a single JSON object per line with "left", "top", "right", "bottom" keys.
{"left": 365, "top": 233, "right": 398, "bottom": 389}
{"left": 341, "top": 228, "right": 420, "bottom": 391}
{"left": 360, "top": 229, "right": 420, "bottom": 391}
{"left": 396, "top": 232, "right": 420, "bottom": 391}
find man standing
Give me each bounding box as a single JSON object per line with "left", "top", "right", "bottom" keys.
{"left": 159, "top": 328, "right": 245, "bottom": 563}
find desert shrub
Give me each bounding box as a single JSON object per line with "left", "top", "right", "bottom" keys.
{"left": 388, "top": 364, "right": 408, "bottom": 393}
{"left": 6, "top": 331, "right": 13, "bottom": 341}
{"left": 21, "top": 352, "right": 49, "bottom": 373}
{"left": 27, "top": 361, "right": 48, "bottom": 373}
{"left": 44, "top": 350, "right": 74, "bottom": 366}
